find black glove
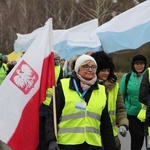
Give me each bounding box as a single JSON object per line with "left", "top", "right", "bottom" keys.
{"left": 48, "top": 140, "right": 60, "bottom": 150}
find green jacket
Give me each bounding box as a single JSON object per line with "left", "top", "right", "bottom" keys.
{"left": 120, "top": 72, "right": 144, "bottom": 116}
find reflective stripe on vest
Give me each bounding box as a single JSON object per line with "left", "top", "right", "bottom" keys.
{"left": 60, "top": 111, "right": 101, "bottom": 122}
{"left": 57, "top": 78, "right": 106, "bottom": 147}
{"left": 108, "top": 82, "right": 119, "bottom": 136}
{"left": 58, "top": 126, "right": 100, "bottom": 135}
{"left": 43, "top": 65, "right": 61, "bottom": 105}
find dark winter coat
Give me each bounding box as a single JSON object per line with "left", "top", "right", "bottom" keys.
{"left": 139, "top": 69, "right": 150, "bottom": 125}
{"left": 45, "top": 72, "right": 116, "bottom": 150}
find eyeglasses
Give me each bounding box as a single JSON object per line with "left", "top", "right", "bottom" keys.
{"left": 81, "top": 64, "right": 97, "bottom": 71}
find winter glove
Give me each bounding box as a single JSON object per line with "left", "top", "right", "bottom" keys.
{"left": 48, "top": 140, "right": 60, "bottom": 150}
{"left": 104, "top": 80, "right": 116, "bottom": 91}
{"left": 119, "top": 125, "right": 127, "bottom": 137}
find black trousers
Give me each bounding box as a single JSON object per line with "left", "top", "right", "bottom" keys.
{"left": 127, "top": 115, "right": 145, "bottom": 150}
{"left": 59, "top": 142, "right": 101, "bottom": 150}
{"left": 36, "top": 116, "right": 48, "bottom": 150}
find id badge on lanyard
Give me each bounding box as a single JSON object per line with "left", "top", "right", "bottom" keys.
{"left": 73, "top": 79, "right": 88, "bottom": 111}
{"left": 75, "top": 102, "right": 86, "bottom": 110}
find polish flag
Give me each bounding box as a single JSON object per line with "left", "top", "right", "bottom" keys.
{"left": 0, "top": 18, "right": 55, "bottom": 150}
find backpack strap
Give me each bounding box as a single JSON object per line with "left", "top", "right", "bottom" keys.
{"left": 125, "top": 72, "right": 131, "bottom": 97}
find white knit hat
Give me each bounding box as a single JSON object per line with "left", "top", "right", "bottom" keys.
{"left": 74, "top": 54, "right": 97, "bottom": 73}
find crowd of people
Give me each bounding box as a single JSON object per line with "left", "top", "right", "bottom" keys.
{"left": 0, "top": 51, "right": 150, "bottom": 150}
{"left": 37, "top": 51, "right": 150, "bottom": 150}
{"left": 0, "top": 53, "right": 17, "bottom": 150}
{"left": 0, "top": 53, "right": 17, "bottom": 86}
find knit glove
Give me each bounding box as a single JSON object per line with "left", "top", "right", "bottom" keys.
{"left": 48, "top": 140, "right": 60, "bottom": 150}
{"left": 119, "top": 126, "right": 127, "bottom": 137}
{"left": 104, "top": 80, "right": 116, "bottom": 91}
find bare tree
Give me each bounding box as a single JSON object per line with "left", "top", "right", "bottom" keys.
{"left": 74, "top": 0, "right": 136, "bottom": 25}
{"left": 0, "top": 0, "right": 141, "bottom": 54}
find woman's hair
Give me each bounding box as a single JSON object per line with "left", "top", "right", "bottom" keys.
{"left": 91, "top": 51, "right": 115, "bottom": 75}
{"left": 68, "top": 55, "right": 80, "bottom": 72}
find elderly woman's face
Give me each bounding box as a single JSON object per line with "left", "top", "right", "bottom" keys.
{"left": 78, "top": 60, "right": 97, "bottom": 80}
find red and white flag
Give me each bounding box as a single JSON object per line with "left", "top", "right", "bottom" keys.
{"left": 0, "top": 18, "right": 55, "bottom": 150}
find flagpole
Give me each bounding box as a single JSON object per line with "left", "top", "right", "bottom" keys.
{"left": 52, "top": 86, "right": 57, "bottom": 137}
{"left": 49, "top": 18, "right": 57, "bottom": 138}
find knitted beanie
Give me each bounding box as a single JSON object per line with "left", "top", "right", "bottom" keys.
{"left": 131, "top": 54, "right": 147, "bottom": 72}
{"left": 54, "top": 51, "right": 60, "bottom": 59}
{"left": 74, "top": 54, "right": 97, "bottom": 73}
{"left": 132, "top": 54, "right": 147, "bottom": 63}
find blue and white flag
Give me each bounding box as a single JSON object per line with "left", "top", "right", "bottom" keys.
{"left": 14, "top": 27, "right": 43, "bottom": 53}
{"left": 94, "top": 0, "right": 150, "bottom": 53}
{"left": 65, "top": 32, "right": 101, "bottom": 60}
{"left": 53, "top": 19, "right": 101, "bottom": 60}
{"left": 14, "top": 19, "right": 100, "bottom": 60}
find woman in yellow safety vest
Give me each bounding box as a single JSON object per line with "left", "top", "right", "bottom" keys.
{"left": 45, "top": 54, "right": 116, "bottom": 150}
{"left": 91, "top": 51, "right": 129, "bottom": 150}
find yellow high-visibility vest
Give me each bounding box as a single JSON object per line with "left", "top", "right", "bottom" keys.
{"left": 0, "top": 63, "right": 7, "bottom": 85}
{"left": 43, "top": 65, "right": 61, "bottom": 106}
{"left": 137, "top": 104, "right": 146, "bottom": 122}
{"left": 108, "top": 83, "right": 119, "bottom": 136}
{"left": 57, "top": 78, "right": 106, "bottom": 147}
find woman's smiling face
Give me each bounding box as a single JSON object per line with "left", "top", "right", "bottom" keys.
{"left": 78, "top": 60, "right": 97, "bottom": 80}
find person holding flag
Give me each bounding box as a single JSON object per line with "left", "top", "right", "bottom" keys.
{"left": 45, "top": 54, "right": 116, "bottom": 150}
{"left": 37, "top": 51, "right": 64, "bottom": 150}
{"left": 0, "top": 19, "right": 56, "bottom": 150}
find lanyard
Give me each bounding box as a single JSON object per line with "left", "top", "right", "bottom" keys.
{"left": 73, "top": 79, "right": 88, "bottom": 100}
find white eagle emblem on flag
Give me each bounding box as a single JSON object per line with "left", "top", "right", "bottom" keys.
{"left": 10, "top": 60, "right": 39, "bottom": 94}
